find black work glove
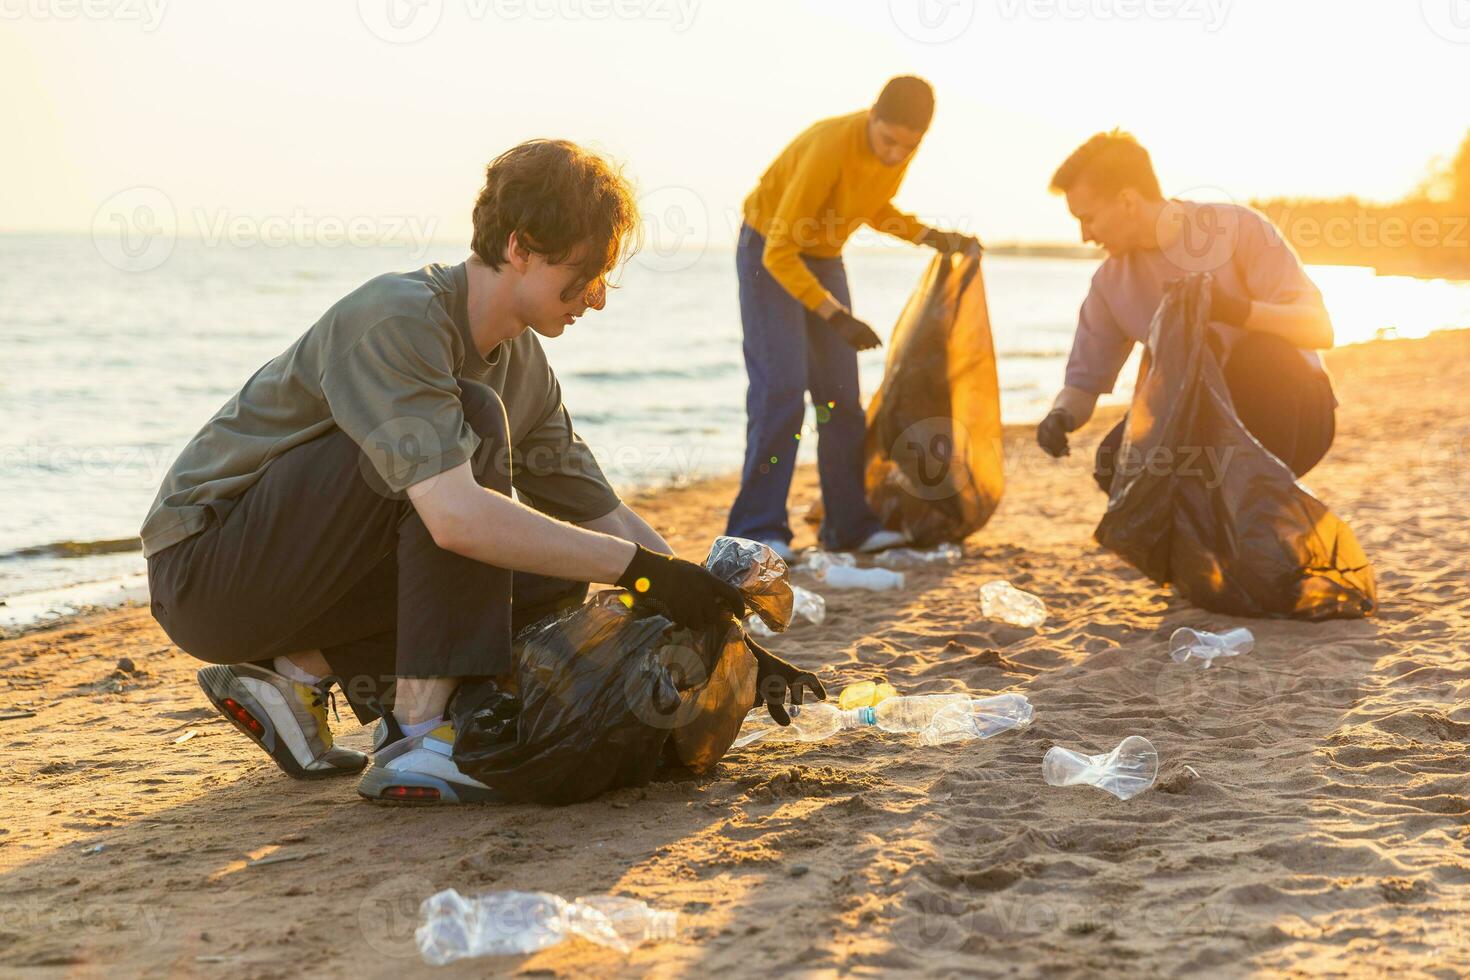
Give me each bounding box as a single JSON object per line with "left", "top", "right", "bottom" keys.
{"left": 921, "top": 228, "right": 984, "bottom": 257}
{"left": 1208, "top": 277, "right": 1252, "bottom": 328}
{"left": 744, "top": 636, "right": 827, "bottom": 726}
{"left": 1036, "top": 407, "right": 1076, "bottom": 459}
{"left": 828, "top": 310, "right": 883, "bottom": 351}
{"left": 616, "top": 545, "right": 746, "bottom": 631}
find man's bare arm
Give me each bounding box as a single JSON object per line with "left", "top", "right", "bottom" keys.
{"left": 1051, "top": 386, "right": 1100, "bottom": 430}
{"left": 407, "top": 461, "right": 634, "bottom": 583}
{"left": 1242, "top": 301, "right": 1334, "bottom": 350}
{"left": 579, "top": 502, "right": 672, "bottom": 557}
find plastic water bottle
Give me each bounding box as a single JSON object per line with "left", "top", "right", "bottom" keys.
{"left": 837, "top": 679, "right": 899, "bottom": 710}
{"left": 873, "top": 543, "right": 963, "bottom": 568}
{"left": 919, "top": 693, "right": 1035, "bottom": 745}
{"left": 734, "top": 693, "right": 1033, "bottom": 748}
{"left": 822, "top": 565, "right": 905, "bottom": 591}
{"left": 732, "top": 701, "right": 846, "bottom": 748}
{"left": 1169, "top": 627, "right": 1253, "bottom": 667}
{"left": 979, "top": 580, "right": 1047, "bottom": 628}
{"left": 416, "top": 890, "right": 677, "bottom": 964}
{"left": 1042, "top": 735, "right": 1158, "bottom": 801}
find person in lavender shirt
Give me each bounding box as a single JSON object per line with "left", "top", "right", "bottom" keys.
{"left": 1036, "top": 130, "right": 1337, "bottom": 491}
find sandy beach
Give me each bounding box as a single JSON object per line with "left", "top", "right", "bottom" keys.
{"left": 2, "top": 329, "right": 1468, "bottom": 977}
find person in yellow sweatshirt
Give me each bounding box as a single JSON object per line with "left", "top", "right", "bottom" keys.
{"left": 726, "top": 76, "right": 981, "bottom": 560}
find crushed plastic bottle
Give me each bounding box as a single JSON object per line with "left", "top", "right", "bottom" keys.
{"left": 979, "top": 580, "right": 1047, "bottom": 628}
{"left": 873, "top": 543, "right": 964, "bottom": 569}
{"left": 801, "top": 550, "right": 856, "bottom": 575}
{"left": 821, "top": 565, "right": 905, "bottom": 591}
{"left": 416, "top": 889, "right": 678, "bottom": 964}
{"left": 1169, "top": 626, "right": 1254, "bottom": 668}
{"left": 919, "top": 693, "right": 1035, "bottom": 746}
{"left": 837, "top": 678, "right": 899, "bottom": 710}
{"left": 733, "top": 693, "right": 1033, "bottom": 749}
{"left": 1042, "top": 735, "right": 1158, "bottom": 801}
{"left": 744, "top": 585, "right": 827, "bottom": 638}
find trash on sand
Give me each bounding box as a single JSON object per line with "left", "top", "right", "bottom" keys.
{"left": 872, "top": 543, "right": 964, "bottom": 569}
{"left": 822, "top": 565, "right": 905, "bottom": 592}
{"left": 1169, "top": 626, "right": 1254, "bottom": 667}
{"left": 174, "top": 730, "right": 198, "bottom": 744}
{"left": 837, "top": 679, "right": 899, "bottom": 710}
{"left": 734, "top": 692, "right": 1032, "bottom": 749}
{"left": 1042, "top": 735, "right": 1159, "bottom": 801}
{"left": 416, "top": 890, "right": 678, "bottom": 964}
{"left": 979, "top": 580, "right": 1046, "bottom": 628}
{"left": 744, "top": 584, "right": 826, "bottom": 638}
{"left": 246, "top": 850, "right": 320, "bottom": 868}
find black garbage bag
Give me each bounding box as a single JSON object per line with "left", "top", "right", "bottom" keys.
{"left": 450, "top": 538, "right": 793, "bottom": 804}
{"left": 864, "top": 252, "right": 1005, "bottom": 546}
{"left": 1094, "top": 275, "right": 1376, "bottom": 620}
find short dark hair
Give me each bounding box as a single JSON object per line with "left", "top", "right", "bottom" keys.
{"left": 1050, "top": 129, "right": 1163, "bottom": 200}
{"left": 873, "top": 76, "right": 935, "bottom": 131}
{"left": 471, "top": 140, "right": 638, "bottom": 297}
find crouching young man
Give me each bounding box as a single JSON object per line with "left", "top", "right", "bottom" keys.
{"left": 1036, "top": 131, "right": 1337, "bottom": 489}
{"left": 141, "top": 141, "right": 756, "bottom": 803}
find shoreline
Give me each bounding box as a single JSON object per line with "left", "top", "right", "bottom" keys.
{"left": 3, "top": 326, "right": 1463, "bottom": 634}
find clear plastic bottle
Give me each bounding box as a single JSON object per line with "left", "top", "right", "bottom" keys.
{"left": 873, "top": 543, "right": 963, "bottom": 568}
{"left": 734, "top": 693, "right": 1032, "bottom": 748}
{"left": 1042, "top": 735, "right": 1158, "bottom": 801}
{"left": 1169, "top": 626, "right": 1253, "bottom": 667}
{"left": 919, "top": 693, "right": 1035, "bottom": 745}
{"left": 821, "top": 564, "right": 905, "bottom": 591}
{"left": 416, "top": 889, "right": 677, "bottom": 964}
{"left": 792, "top": 585, "right": 827, "bottom": 626}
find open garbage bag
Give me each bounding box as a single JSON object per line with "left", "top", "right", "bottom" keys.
{"left": 450, "top": 538, "right": 791, "bottom": 804}
{"left": 1094, "top": 275, "right": 1376, "bottom": 620}
{"left": 863, "top": 251, "right": 1005, "bottom": 546}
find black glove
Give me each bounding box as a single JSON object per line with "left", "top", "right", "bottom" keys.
{"left": 828, "top": 310, "right": 883, "bottom": 351}
{"left": 1208, "top": 277, "right": 1252, "bottom": 328}
{"left": 1036, "top": 407, "right": 1075, "bottom": 459}
{"left": 616, "top": 545, "right": 746, "bottom": 631}
{"left": 744, "top": 636, "right": 827, "bottom": 726}
{"left": 921, "top": 228, "right": 984, "bottom": 257}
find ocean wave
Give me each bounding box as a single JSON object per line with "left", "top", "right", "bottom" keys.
{"left": 0, "top": 538, "right": 142, "bottom": 562}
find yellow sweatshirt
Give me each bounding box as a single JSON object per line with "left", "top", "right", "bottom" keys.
{"left": 742, "top": 110, "right": 928, "bottom": 312}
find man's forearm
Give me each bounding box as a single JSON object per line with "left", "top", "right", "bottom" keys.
{"left": 579, "top": 503, "right": 672, "bottom": 556}
{"left": 1243, "top": 301, "right": 1334, "bottom": 350}
{"left": 1052, "top": 386, "right": 1099, "bottom": 429}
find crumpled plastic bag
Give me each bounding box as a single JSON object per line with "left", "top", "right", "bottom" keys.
{"left": 863, "top": 251, "right": 1005, "bottom": 546}
{"left": 1094, "top": 275, "right": 1376, "bottom": 620}
{"left": 451, "top": 538, "right": 792, "bottom": 804}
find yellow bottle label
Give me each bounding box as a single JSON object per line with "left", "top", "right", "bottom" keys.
{"left": 838, "top": 680, "right": 899, "bottom": 710}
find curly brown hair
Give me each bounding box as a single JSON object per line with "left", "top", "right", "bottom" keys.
{"left": 471, "top": 140, "right": 639, "bottom": 300}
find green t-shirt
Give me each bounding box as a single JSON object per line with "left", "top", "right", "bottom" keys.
{"left": 140, "top": 262, "right": 620, "bottom": 557}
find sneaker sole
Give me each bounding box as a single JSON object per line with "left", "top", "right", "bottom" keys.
{"left": 357, "top": 763, "right": 507, "bottom": 805}
{"left": 197, "top": 665, "right": 365, "bottom": 780}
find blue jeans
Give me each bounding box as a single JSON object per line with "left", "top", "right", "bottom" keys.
{"left": 725, "top": 226, "right": 882, "bottom": 551}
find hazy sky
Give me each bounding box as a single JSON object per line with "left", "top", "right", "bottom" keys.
{"left": 5, "top": 0, "right": 1469, "bottom": 246}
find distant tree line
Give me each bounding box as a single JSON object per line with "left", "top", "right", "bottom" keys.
{"left": 1252, "top": 131, "right": 1470, "bottom": 279}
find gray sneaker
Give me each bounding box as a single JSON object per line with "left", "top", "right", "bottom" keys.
{"left": 197, "top": 663, "right": 368, "bottom": 779}
{"left": 357, "top": 716, "right": 505, "bottom": 804}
